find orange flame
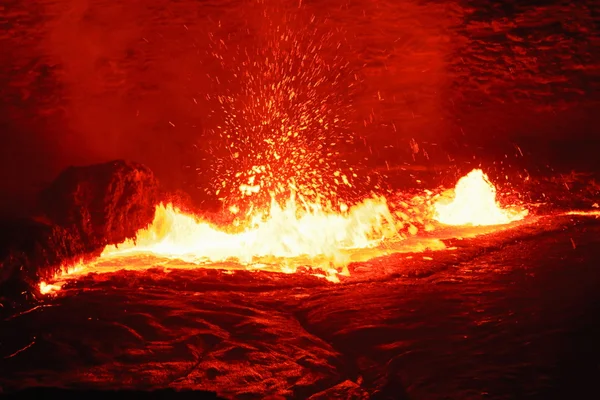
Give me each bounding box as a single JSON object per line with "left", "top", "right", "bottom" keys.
{"left": 101, "top": 195, "right": 398, "bottom": 270}
{"left": 38, "top": 169, "right": 532, "bottom": 295}
{"left": 38, "top": 195, "right": 401, "bottom": 294}
{"left": 433, "top": 169, "right": 528, "bottom": 226}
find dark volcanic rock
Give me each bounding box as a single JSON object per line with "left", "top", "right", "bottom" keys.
{"left": 0, "top": 160, "right": 159, "bottom": 299}
{"left": 0, "top": 218, "right": 85, "bottom": 298}
{"left": 40, "top": 160, "right": 159, "bottom": 253}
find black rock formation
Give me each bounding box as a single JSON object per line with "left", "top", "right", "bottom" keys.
{"left": 40, "top": 160, "right": 158, "bottom": 252}
{"left": 0, "top": 160, "right": 159, "bottom": 301}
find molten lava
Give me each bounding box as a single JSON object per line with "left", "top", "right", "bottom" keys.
{"left": 38, "top": 168, "right": 533, "bottom": 295}
{"left": 101, "top": 195, "right": 397, "bottom": 271}
{"left": 433, "top": 169, "right": 528, "bottom": 226}
{"left": 38, "top": 194, "right": 400, "bottom": 294}
{"left": 32, "top": 5, "right": 533, "bottom": 297}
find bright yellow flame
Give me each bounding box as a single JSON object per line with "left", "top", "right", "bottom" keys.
{"left": 38, "top": 261, "right": 86, "bottom": 295}
{"left": 101, "top": 196, "right": 398, "bottom": 268}
{"left": 39, "top": 282, "right": 62, "bottom": 295}
{"left": 36, "top": 195, "right": 415, "bottom": 295}
{"left": 433, "top": 169, "right": 528, "bottom": 226}
{"left": 37, "top": 169, "right": 536, "bottom": 295}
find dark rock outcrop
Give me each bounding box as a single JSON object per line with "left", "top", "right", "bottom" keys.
{"left": 0, "top": 160, "right": 159, "bottom": 300}
{"left": 0, "top": 219, "right": 85, "bottom": 299}
{"left": 40, "top": 160, "right": 159, "bottom": 252}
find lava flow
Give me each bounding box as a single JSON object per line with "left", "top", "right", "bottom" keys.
{"left": 36, "top": 9, "right": 531, "bottom": 295}
{"left": 101, "top": 194, "right": 398, "bottom": 273}
{"left": 39, "top": 169, "right": 528, "bottom": 295}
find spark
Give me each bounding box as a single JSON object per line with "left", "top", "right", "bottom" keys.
{"left": 200, "top": 6, "right": 361, "bottom": 217}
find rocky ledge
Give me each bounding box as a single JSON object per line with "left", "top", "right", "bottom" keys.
{"left": 0, "top": 160, "right": 159, "bottom": 302}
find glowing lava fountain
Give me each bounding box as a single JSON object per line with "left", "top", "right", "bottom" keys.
{"left": 39, "top": 194, "right": 400, "bottom": 294}
{"left": 101, "top": 195, "right": 397, "bottom": 270}
{"left": 433, "top": 169, "right": 528, "bottom": 226}
{"left": 38, "top": 169, "right": 530, "bottom": 295}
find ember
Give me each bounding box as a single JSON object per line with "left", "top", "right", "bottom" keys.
{"left": 201, "top": 7, "right": 361, "bottom": 214}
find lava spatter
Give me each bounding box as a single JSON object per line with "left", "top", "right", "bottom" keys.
{"left": 433, "top": 169, "right": 528, "bottom": 226}
{"left": 201, "top": 5, "right": 361, "bottom": 215}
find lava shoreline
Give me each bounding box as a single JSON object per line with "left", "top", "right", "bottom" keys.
{"left": 1, "top": 212, "right": 599, "bottom": 399}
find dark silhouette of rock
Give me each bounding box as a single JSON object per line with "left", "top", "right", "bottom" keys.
{"left": 0, "top": 218, "right": 85, "bottom": 299}
{"left": 0, "top": 160, "right": 159, "bottom": 301}
{"left": 40, "top": 160, "right": 158, "bottom": 252}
